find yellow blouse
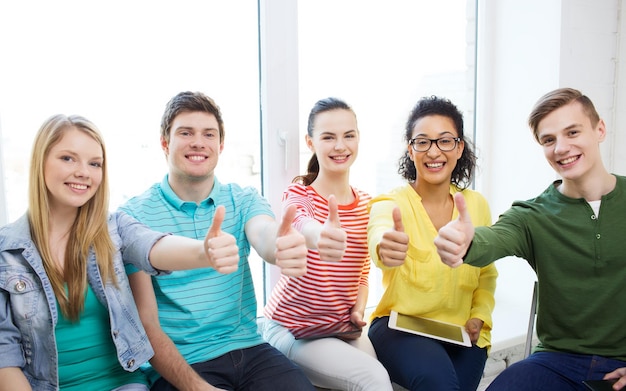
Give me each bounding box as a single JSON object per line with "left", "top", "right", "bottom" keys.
{"left": 368, "top": 184, "right": 497, "bottom": 349}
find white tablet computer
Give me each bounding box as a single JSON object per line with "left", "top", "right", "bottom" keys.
{"left": 388, "top": 311, "right": 471, "bottom": 347}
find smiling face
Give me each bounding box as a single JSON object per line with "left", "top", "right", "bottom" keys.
{"left": 409, "top": 114, "right": 464, "bottom": 187}
{"left": 306, "top": 108, "right": 359, "bottom": 176}
{"left": 161, "top": 110, "right": 224, "bottom": 185}
{"left": 44, "top": 127, "right": 103, "bottom": 213}
{"left": 536, "top": 101, "right": 606, "bottom": 183}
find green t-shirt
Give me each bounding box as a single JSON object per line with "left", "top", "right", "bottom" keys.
{"left": 55, "top": 284, "right": 148, "bottom": 390}
{"left": 465, "top": 176, "right": 626, "bottom": 361}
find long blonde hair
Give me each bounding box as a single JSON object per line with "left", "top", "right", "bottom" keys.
{"left": 28, "top": 114, "right": 116, "bottom": 321}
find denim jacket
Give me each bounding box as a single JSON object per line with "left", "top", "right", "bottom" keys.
{"left": 0, "top": 212, "right": 168, "bottom": 390}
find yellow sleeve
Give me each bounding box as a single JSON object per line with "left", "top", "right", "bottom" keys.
{"left": 464, "top": 189, "right": 498, "bottom": 347}
{"left": 471, "top": 263, "right": 498, "bottom": 330}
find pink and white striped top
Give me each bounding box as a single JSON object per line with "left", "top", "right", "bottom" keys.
{"left": 264, "top": 183, "right": 371, "bottom": 329}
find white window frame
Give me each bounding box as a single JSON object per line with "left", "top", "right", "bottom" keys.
{"left": 258, "top": 0, "right": 301, "bottom": 296}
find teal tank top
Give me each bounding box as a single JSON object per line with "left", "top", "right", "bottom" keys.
{"left": 55, "top": 284, "right": 148, "bottom": 390}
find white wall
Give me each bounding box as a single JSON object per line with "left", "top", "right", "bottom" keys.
{"left": 0, "top": 118, "right": 6, "bottom": 226}
{"left": 475, "top": 0, "right": 623, "bottom": 346}
{"left": 478, "top": 0, "right": 622, "bottom": 214}
{"left": 476, "top": 0, "right": 563, "bottom": 214}
{"left": 614, "top": 0, "right": 626, "bottom": 174}
{"left": 560, "top": 0, "right": 619, "bottom": 167}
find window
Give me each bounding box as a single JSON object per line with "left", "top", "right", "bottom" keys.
{"left": 0, "top": 0, "right": 476, "bottom": 312}
{"left": 296, "top": 0, "right": 476, "bottom": 305}
{"left": 0, "top": 1, "right": 261, "bottom": 220}
{"left": 0, "top": 0, "right": 265, "bottom": 305}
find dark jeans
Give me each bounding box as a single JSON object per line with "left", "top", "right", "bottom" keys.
{"left": 369, "top": 316, "right": 487, "bottom": 391}
{"left": 487, "top": 351, "right": 626, "bottom": 391}
{"left": 151, "top": 343, "right": 315, "bottom": 391}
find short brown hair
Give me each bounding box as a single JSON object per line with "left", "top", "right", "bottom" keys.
{"left": 528, "top": 88, "right": 600, "bottom": 142}
{"left": 160, "top": 91, "right": 224, "bottom": 142}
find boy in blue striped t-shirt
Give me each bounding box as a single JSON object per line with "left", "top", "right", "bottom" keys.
{"left": 120, "top": 91, "right": 315, "bottom": 391}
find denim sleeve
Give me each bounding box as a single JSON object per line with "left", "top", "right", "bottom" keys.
{"left": 0, "top": 283, "right": 27, "bottom": 368}
{"left": 111, "top": 211, "right": 170, "bottom": 276}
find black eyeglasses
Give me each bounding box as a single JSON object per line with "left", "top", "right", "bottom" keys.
{"left": 409, "top": 137, "right": 461, "bottom": 152}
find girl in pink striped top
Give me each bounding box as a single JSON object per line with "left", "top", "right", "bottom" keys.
{"left": 260, "top": 98, "right": 392, "bottom": 391}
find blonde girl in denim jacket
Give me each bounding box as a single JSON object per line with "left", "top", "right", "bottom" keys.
{"left": 0, "top": 115, "right": 239, "bottom": 391}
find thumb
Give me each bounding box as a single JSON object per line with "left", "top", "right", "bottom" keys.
{"left": 278, "top": 204, "right": 297, "bottom": 237}
{"left": 392, "top": 207, "right": 404, "bottom": 232}
{"left": 326, "top": 194, "right": 341, "bottom": 227}
{"left": 208, "top": 205, "right": 225, "bottom": 238}
{"left": 454, "top": 192, "right": 472, "bottom": 224}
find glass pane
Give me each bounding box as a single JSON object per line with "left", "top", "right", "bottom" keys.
{"left": 0, "top": 1, "right": 264, "bottom": 304}
{"left": 297, "top": 0, "right": 476, "bottom": 306}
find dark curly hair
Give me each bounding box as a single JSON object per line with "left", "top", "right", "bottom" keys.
{"left": 398, "top": 96, "right": 476, "bottom": 190}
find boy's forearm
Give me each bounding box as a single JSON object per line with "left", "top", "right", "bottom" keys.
{"left": 146, "top": 326, "right": 213, "bottom": 390}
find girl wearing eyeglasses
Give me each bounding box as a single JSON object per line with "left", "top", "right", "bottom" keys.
{"left": 367, "top": 96, "right": 498, "bottom": 391}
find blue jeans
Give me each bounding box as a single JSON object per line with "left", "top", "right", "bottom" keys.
{"left": 369, "top": 317, "right": 487, "bottom": 391}
{"left": 112, "top": 385, "right": 150, "bottom": 391}
{"left": 486, "top": 351, "right": 626, "bottom": 391}
{"left": 151, "top": 343, "right": 315, "bottom": 391}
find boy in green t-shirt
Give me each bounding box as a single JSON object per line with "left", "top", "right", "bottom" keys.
{"left": 435, "top": 88, "right": 626, "bottom": 391}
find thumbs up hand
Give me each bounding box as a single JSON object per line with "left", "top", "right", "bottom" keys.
{"left": 317, "top": 195, "right": 347, "bottom": 262}
{"left": 204, "top": 205, "right": 239, "bottom": 274}
{"left": 275, "top": 204, "right": 308, "bottom": 277}
{"left": 377, "top": 206, "right": 410, "bottom": 267}
{"left": 434, "top": 192, "right": 475, "bottom": 268}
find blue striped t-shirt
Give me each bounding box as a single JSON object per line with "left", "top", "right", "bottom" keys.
{"left": 120, "top": 175, "right": 273, "bottom": 384}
